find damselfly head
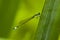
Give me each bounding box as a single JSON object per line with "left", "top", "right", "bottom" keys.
{"left": 34, "top": 13, "right": 40, "bottom": 18}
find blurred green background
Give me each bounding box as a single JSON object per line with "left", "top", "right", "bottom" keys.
{"left": 0, "top": 0, "right": 60, "bottom": 40}
{"left": 0, "top": 0, "right": 45, "bottom": 40}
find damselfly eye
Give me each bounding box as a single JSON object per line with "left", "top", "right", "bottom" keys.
{"left": 13, "top": 26, "right": 19, "bottom": 30}
{"left": 14, "top": 27, "right": 17, "bottom": 30}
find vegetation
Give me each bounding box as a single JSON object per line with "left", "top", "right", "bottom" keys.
{"left": 0, "top": 0, "right": 60, "bottom": 40}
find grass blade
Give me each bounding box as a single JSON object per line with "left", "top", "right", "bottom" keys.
{"left": 34, "top": 0, "right": 60, "bottom": 40}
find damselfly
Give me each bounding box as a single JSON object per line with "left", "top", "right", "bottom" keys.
{"left": 13, "top": 13, "right": 40, "bottom": 30}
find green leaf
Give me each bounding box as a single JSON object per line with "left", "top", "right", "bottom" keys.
{"left": 34, "top": 0, "right": 60, "bottom": 40}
